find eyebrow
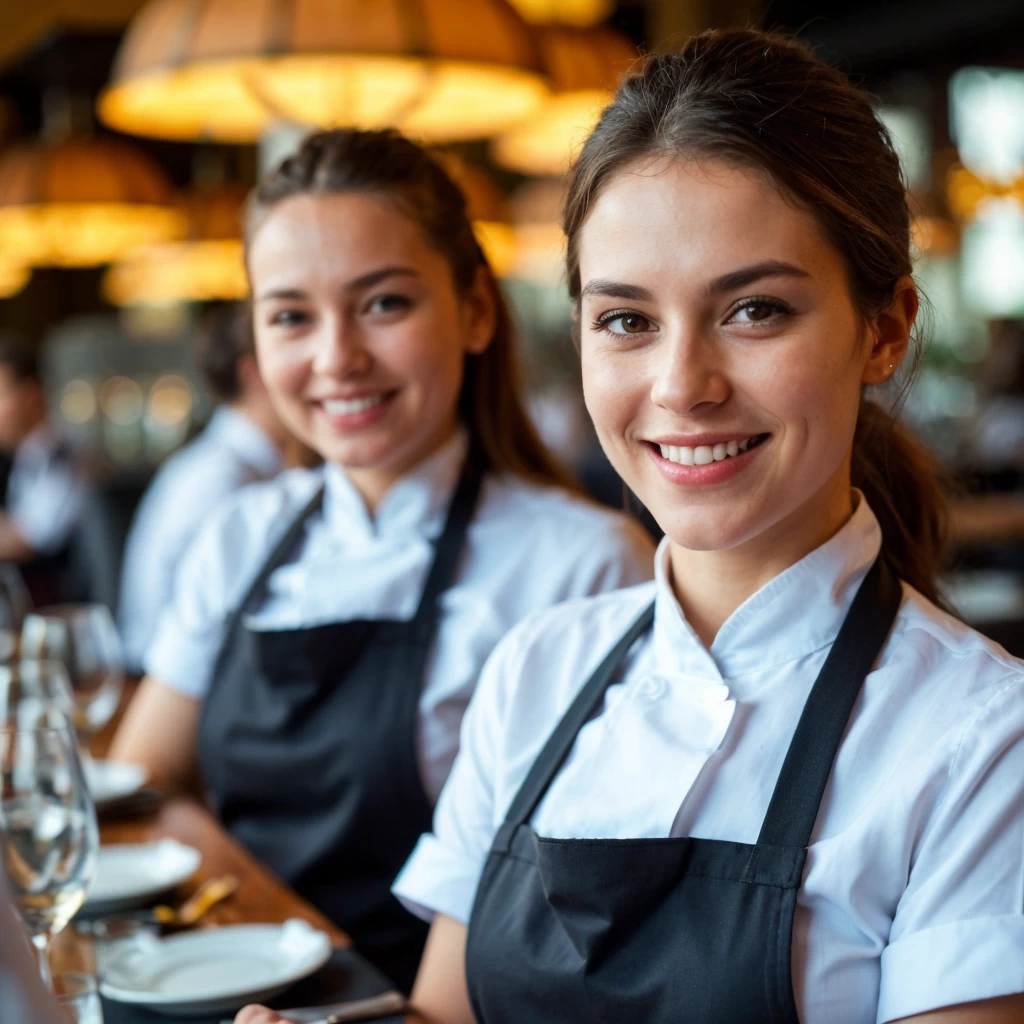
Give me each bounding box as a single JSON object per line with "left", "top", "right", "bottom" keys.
{"left": 256, "top": 266, "right": 419, "bottom": 302}
{"left": 579, "top": 260, "right": 811, "bottom": 305}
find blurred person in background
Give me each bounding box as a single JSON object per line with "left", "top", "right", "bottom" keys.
{"left": 0, "top": 337, "right": 86, "bottom": 604}
{"left": 118, "top": 303, "right": 290, "bottom": 673}
{"left": 110, "top": 128, "right": 654, "bottom": 991}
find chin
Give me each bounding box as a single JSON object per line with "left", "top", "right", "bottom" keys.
{"left": 655, "top": 509, "right": 763, "bottom": 554}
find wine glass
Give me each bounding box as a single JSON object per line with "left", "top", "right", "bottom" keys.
{"left": 20, "top": 605, "right": 124, "bottom": 750}
{"left": 0, "top": 714, "right": 99, "bottom": 987}
{"left": 0, "top": 564, "right": 32, "bottom": 661}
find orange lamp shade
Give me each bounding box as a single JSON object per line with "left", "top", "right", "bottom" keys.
{"left": 99, "top": 0, "right": 549, "bottom": 143}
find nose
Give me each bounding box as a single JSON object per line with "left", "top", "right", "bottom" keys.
{"left": 648, "top": 324, "right": 730, "bottom": 416}
{"left": 311, "top": 313, "right": 373, "bottom": 378}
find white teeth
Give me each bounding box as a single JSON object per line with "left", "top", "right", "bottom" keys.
{"left": 322, "top": 394, "right": 386, "bottom": 416}
{"left": 658, "top": 436, "right": 760, "bottom": 466}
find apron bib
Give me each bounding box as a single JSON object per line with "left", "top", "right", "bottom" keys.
{"left": 466, "top": 557, "right": 901, "bottom": 1023}
{"left": 199, "top": 456, "right": 482, "bottom": 992}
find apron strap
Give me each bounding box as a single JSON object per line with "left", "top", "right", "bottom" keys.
{"left": 499, "top": 601, "right": 656, "bottom": 833}
{"left": 411, "top": 449, "right": 484, "bottom": 626}
{"left": 756, "top": 556, "right": 902, "bottom": 849}
{"left": 231, "top": 483, "right": 326, "bottom": 624}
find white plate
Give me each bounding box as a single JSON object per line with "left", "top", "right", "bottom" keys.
{"left": 100, "top": 920, "right": 333, "bottom": 1017}
{"left": 84, "top": 840, "right": 201, "bottom": 913}
{"left": 84, "top": 759, "right": 148, "bottom": 805}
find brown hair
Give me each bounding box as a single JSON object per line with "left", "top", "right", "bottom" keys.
{"left": 245, "top": 128, "right": 577, "bottom": 494}
{"left": 564, "top": 28, "right": 949, "bottom": 604}
{"left": 194, "top": 301, "right": 255, "bottom": 402}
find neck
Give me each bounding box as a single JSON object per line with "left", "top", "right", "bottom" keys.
{"left": 228, "top": 398, "right": 285, "bottom": 452}
{"left": 668, "top": 466, "right": 855, "bottom": 649}
{"left": 345, "top": 418, "right": 460, "bottom": 513}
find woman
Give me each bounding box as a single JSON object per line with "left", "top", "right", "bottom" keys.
{"left": 241, "top": 28, "right": 1024, "bottom": 1024}
{"left": 110, "top": 129, "right": 654, "bottom": 991}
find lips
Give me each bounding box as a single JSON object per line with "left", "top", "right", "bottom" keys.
{"left": 657, "top": 434, "right": 769, "bottom": 466}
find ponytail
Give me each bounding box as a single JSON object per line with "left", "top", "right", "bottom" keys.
{"left": 851, "top": 399, "right": 950, "bottom": 608}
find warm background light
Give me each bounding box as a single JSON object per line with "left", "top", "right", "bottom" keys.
{"left": 440, "top": 157, "right": 517, "bottom": 278}
{"left": 99, "top": 0, "right": 549, "bottom": 143}
{"left": 105, "top": 183, "right": 248, "bottom": 305}
{"left": 507, "top": 0, "right": 614, "bottom": 26}
{"left": 0, "top": 258, "right": 29, "bottom": 298}
{"left": 0, "top": 136, "right": 183, "bottom": 267}
{"left": 492, "top": 26, "right": 637, "bottom": 176}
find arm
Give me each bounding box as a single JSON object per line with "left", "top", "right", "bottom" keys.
{"left": 108, "top": 677, "right": 201, "bottom": 796}
{"left": 0, "top": 513, "right": 34, "bottom": 561}
{"left": 896, "top": 995, "right": 1024, "bottom": 1022}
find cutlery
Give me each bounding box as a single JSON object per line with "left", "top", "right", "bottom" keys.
{"left": 88, "top": 874, "right": 239, "bottom": 934}
{"left": 217, "top": 989, "right": 409, "bottom": 1023}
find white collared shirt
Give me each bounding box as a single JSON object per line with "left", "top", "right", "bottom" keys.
{"left": 394, "top": 496, "right": 1024, "bottom": 1023}
{"left": 146, "top": 428, "right": 655, "bottom": 801}
{"left": 119, "top": 408, "right": 284, "bottom": 670}
{"left": 5, "top": 423, "right": 85, "bottom": 555}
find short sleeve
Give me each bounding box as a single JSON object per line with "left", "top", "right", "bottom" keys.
{"left": 876, "top": 677, "right": 1024, "bottom": 1022}
{"left": 393, "top": 625, "right": 522, "bottom": 924}
{"left": 8, "top": 460, "right": 85, "bottom": 554}
{"left": 143, "top": 494, "right": 263, "bottom": 700}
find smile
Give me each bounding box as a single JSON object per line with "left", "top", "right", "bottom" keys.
{"left": 657, "top": 434, "right": 769, "bottom": 466}
{"left": 321, "top": 393, "right": 389, "bottom": 416}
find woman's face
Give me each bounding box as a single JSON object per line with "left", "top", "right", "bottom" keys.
{"left": 578, "top": 157, "right": 912, "bottom": 557}
{"left": 249, "top": 192, "right": 493, "bottom": 501}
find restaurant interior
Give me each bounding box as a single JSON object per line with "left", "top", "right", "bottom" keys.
{"left": 1, "top": 0, "right": 1024, "bottom": 1021}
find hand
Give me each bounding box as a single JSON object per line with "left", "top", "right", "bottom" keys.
{"left": 234, "top": 1006, "right": 294, "bottom": 1024}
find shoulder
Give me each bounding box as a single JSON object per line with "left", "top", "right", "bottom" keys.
{"left": 884, "top": 583, "right": 1024, "bottom": 764}
{"left": 477, "top": 581, "right": 657, "bottom": 724}
{"left": 478, "top": 473, "right": 655, "bottom": 560}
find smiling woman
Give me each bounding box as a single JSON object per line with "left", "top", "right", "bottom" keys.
{"left": 109, "top": 128, "right": 654, "bottom": 995}
{"left": 378, "top": 28, "right": 1024, "bottom": 1024}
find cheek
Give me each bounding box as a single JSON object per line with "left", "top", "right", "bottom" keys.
{"left": 581, "top": 344, "right": 642, "bottom": 437}
{"left": 255, "top": 337, "right": 308, "bottom": 398}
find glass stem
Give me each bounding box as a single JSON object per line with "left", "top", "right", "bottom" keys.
{"left": 31, "top": 932, "right": 52, "bottom": 990}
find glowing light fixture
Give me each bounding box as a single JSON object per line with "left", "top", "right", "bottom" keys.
{"left": 507, "top": 0, "right": 614, "bottom": 26}
{"left": 492, "top": 25, "right": 636, "bottom": 177}
{"left": 961, "top": 199, "right": 1024, "bottom": 317}
{"left": 947, "top": 163, "right": 1024, "bottom": 223}
{"left": 99, "top": 0, "right": 548, "bottom": 143}
{"left": 105, "top": 183, "right": 248, "bottom": 306}
{"left": 950, "top": 68, "right": 1024, "bottom": 184}
{"left": 0, "top": 259, "right": 29, "bottom": 298}
{"left": 0, "top": 137, "right": 184, "bottom": 267}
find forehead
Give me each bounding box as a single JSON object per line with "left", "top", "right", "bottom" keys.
{"left": 577, "top": 157, "right": 841, "bottom": 290}
{"left": 247, "top": 191, "right": 442, "bottom": 289}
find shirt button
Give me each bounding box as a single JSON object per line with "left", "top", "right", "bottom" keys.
{"left": 641, "top": 678, "right": 666, "bottom": 701}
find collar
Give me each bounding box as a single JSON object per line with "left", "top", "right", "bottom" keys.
{"left": 206, "top": 407, "right": 283, "bottom": 478}
{"left": 321, "top": 426, "right": 470, "bottom": 543}
{"left": 650, "top": 492, "right": 883, "bottom": 689}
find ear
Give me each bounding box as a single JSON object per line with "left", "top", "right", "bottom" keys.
{"left": 862, "top": 275, "right": 917, "bottom": 386}
{"left": 461, "top": 265, "right": 498, "bottom": 356}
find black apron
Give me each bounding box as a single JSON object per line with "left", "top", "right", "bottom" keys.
{"left": 466, "top": 556, "right": 901, "bottom": 1023}
{"left": 198, "top": 457, "right": 483, "bottom": 994}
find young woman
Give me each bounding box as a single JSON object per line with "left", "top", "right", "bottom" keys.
{"left": 110, "top": 129, "right": 654, "bottom": 992}
{"left": 240, "top": 28, "right": 1024, "bottom": 1024}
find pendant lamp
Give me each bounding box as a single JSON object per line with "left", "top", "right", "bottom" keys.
{"left": 491, "top": 25, "right": 636, "bottom": 177}
{"left": 0, "top": 136, "right": 184, "bottom": 267}
{"left": 507, "top": 0, "right": 614, "bottom": 26}
{"left": 99, "top": 0, "right": 548, "bottom": 144}
{"left": 0, "top": 259, "right": 29, "bottom": 298}
{"left": 105, "top": 183, "right": 248, "bottom": 305}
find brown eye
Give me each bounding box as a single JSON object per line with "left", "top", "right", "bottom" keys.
{"left": 605, "top": 313, "right": 652, "bottom": 335}
{"left": 729, "top": 298, "right": 790, "bottom": 325}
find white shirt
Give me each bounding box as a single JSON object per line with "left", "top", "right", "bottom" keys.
{"left": 5, "top": 423, "right": 85, "bottom": 555}
{"left": 146, "top": 429, "right": 655, "bottom": 801}
{"left": 119, "top": 408, "right": 283, "bottom": 670}
{"left": 394, "top": 496, "right": 1024, "bottom": 1023}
